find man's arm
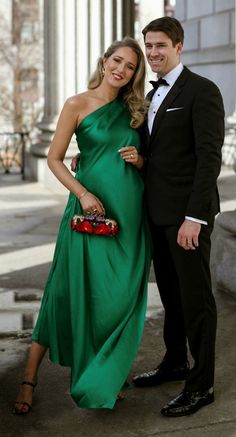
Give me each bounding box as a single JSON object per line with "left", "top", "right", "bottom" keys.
{"left": 178, "top": 80, "right": 224, "bottom": 250}
{"left": 186, "top": 80, "right": 225, "bottom": 220}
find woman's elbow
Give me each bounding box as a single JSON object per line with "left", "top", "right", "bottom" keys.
{"left": 47, "top": 149, "right": 53, "bottom": 170}
{"left": 47, "top": 151, "right": 59, "bottom": 170}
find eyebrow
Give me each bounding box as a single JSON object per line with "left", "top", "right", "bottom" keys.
{"left": 113, "top": 55, "right": 136, "bottom": 67}
{"left": 145, "top": 42, "right": 168, "bottom": 46}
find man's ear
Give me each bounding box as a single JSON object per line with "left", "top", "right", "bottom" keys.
{"left": 176, "top": 42, "right": 183, "bottom": 55}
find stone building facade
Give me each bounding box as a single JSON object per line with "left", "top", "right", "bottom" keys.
{"left": 175, "top": 0, "right": 235, "bottom": 119}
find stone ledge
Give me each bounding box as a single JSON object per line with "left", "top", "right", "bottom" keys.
{"left": 214, "top": 218, "right": 236, "bottom": 298}
{"left": 217, "top": 210, "right": 236, "bottom": 234}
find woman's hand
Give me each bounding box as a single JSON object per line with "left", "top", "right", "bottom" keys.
{"left": 79, "top": 192, "right": 105, "bottom": 215}
{"left": 118, "top": 146, "right": 144, "bottom": 169}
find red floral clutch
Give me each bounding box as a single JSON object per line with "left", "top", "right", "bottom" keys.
{"left": 71, "top": 214, "right": 119, "bottom": 236}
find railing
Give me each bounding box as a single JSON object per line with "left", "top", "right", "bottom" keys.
{"left": 0, "top": 131, "right": 29, "bottom": 179}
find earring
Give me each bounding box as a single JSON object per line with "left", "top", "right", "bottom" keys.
{"left": 101, "top": 66, "right": 105, "bottom": 77}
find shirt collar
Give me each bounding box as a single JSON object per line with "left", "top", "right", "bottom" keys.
{"left": 158, "top": 63, "right": 184, "bottom": 87}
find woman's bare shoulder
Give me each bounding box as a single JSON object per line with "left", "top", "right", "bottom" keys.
{"left": 66, "top": 91, "right": 103, "bottom": 126}
{"left": 65, "top": 92, "right": 90, "bottom": 110}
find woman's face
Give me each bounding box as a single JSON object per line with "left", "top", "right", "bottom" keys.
{"left": 103, "top": 47, "right": 138, "bottom": 88}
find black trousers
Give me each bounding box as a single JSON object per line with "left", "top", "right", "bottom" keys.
{"left": 150, "top": 221, "right": 217, "bottom": 392}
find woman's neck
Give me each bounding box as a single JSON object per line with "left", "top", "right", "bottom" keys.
{"left": 92, "top": 82, "right": 119, "bottom": 103}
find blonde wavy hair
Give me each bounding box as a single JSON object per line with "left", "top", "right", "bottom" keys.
{"left": 88, "top": 37, "right": 148, "bottom": 128}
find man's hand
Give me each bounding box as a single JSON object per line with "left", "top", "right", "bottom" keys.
{"left": 177, "top": 219, "right": 201, "bottom": 250}
{"left": 70, "top": 153, "right": 80, "bottom": 172}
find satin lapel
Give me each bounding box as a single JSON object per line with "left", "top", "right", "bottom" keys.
{"left": 144, "top": 89, "right": 155, "bottom": 147}
{"left": 144, "top": 122, "right": 150, "bottom": 146}
{"left": 150, "top": 66, "right": 190, "bottom": 141}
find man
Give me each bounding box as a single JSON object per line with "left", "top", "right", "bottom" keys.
{"left": 132, "top": 17, "right": 225, "bottom": 417}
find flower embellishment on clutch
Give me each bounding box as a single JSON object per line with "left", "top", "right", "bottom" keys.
{"left": 71, "top": 214, "right": 119, "bottom": 236}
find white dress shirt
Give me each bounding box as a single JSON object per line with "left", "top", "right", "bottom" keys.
{"left": 147, "top": 62, "right": 207, "bottom": 226}
{"left": 148, "top": 63, "right": 184, "bottom": 132}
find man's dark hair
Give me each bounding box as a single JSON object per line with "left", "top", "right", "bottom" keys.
{"left": 142, "top": 17, "right": 184, "bottom": 46}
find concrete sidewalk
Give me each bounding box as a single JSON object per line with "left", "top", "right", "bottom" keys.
{"left": 0, "top": 168, "right": 236, "bottom": 436}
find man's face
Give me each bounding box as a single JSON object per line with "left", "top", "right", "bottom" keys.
{"left": 144, "top": 31, "right": 182, "bottom": 76}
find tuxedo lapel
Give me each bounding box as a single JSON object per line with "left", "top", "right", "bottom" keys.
{"left": 147, "top": 88, "right": 156, "bottom": 102}
{"left": 144, "top": 89, "right": 154, "bottom": 147}
{"left": 150, "top": 67, "right": 190, "bottom": 140}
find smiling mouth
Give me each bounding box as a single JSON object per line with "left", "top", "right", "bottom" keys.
{"left": 112, "top": 73, "right": 124, "bottom": 80}
{"left": 150, "top": 59, "right": 162, "bottom": 64}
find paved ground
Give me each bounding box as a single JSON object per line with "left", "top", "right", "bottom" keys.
{"left": 0, "top": 168, "right": 236, "bottom": 437}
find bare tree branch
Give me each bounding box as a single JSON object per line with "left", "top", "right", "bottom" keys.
{"left": 0, "top": 8, "right": 43, "bottom": 133}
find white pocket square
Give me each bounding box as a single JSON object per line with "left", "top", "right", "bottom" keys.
{"left": 166, "top": 107, "right": 184, "bottom": 112}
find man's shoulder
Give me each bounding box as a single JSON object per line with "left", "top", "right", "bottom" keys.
{"left": 183, "top": 67, "right": 220, "bottom": 92}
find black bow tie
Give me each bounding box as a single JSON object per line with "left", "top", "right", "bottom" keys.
{"left": 149, "top": 78, "right": 169, "bottom": 90}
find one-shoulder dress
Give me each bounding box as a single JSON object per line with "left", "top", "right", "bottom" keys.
{"left": 32, "top": 98, "right": 151, "bottom": 409}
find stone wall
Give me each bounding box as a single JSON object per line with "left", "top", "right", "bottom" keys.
{"left": 175, "top": 0, "right": 235, "bottom": 118}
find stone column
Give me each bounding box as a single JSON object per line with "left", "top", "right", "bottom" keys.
{"left": 136, "top": 0, "right": 164, "bottom": 91}
{"left": 28, "top": 0, "right": 135, "bottom": 187}
{"left": 32, "top": 0, "right": 77, "bottom": 154}
{"left": 122, "top": 0, "right": 135, "bottom": 36}
{"left": 28, "top": 0, "right": 79, "bottom": 187}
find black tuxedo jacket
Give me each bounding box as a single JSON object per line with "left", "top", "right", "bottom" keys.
{"left": 140, "top": 66, "right": 225, "bottom": 225}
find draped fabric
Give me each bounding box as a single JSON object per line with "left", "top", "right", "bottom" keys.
{"left": 32, "top": 98, "right": 151, "bottom": 409}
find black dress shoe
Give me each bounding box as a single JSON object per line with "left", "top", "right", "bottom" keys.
{"left": 132, "top": 362, "right": 189, "bottom": 387}
{"left": 161, "top": 389, "right": 214, "bottom": 417}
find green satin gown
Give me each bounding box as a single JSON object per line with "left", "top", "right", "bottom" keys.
{"left": 32, "top": 98, "right": 151, "bottom": 409}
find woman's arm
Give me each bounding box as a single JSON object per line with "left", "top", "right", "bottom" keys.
{"left": 47, "top": 97, "right": 83, "bottom": 196}
{"left": 47, "top": 96, "right": 105, "bottom": 215}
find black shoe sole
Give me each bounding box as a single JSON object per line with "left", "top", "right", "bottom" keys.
{"left": 161, "top": 394, "right": 214, "bottom": 417}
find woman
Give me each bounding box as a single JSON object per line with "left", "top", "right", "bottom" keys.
{"left": 14, "top": 37, "right": 151, "bottom": 413}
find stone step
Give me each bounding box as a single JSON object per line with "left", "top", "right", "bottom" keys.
{"left": 0, "top": 309, "right": 39, "bottom": 333}
{"left": 0, "top": 289, "right": 41, "bottom": 332}
{"left": 0, "top": 284, "right": 163, "bottom": 334}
